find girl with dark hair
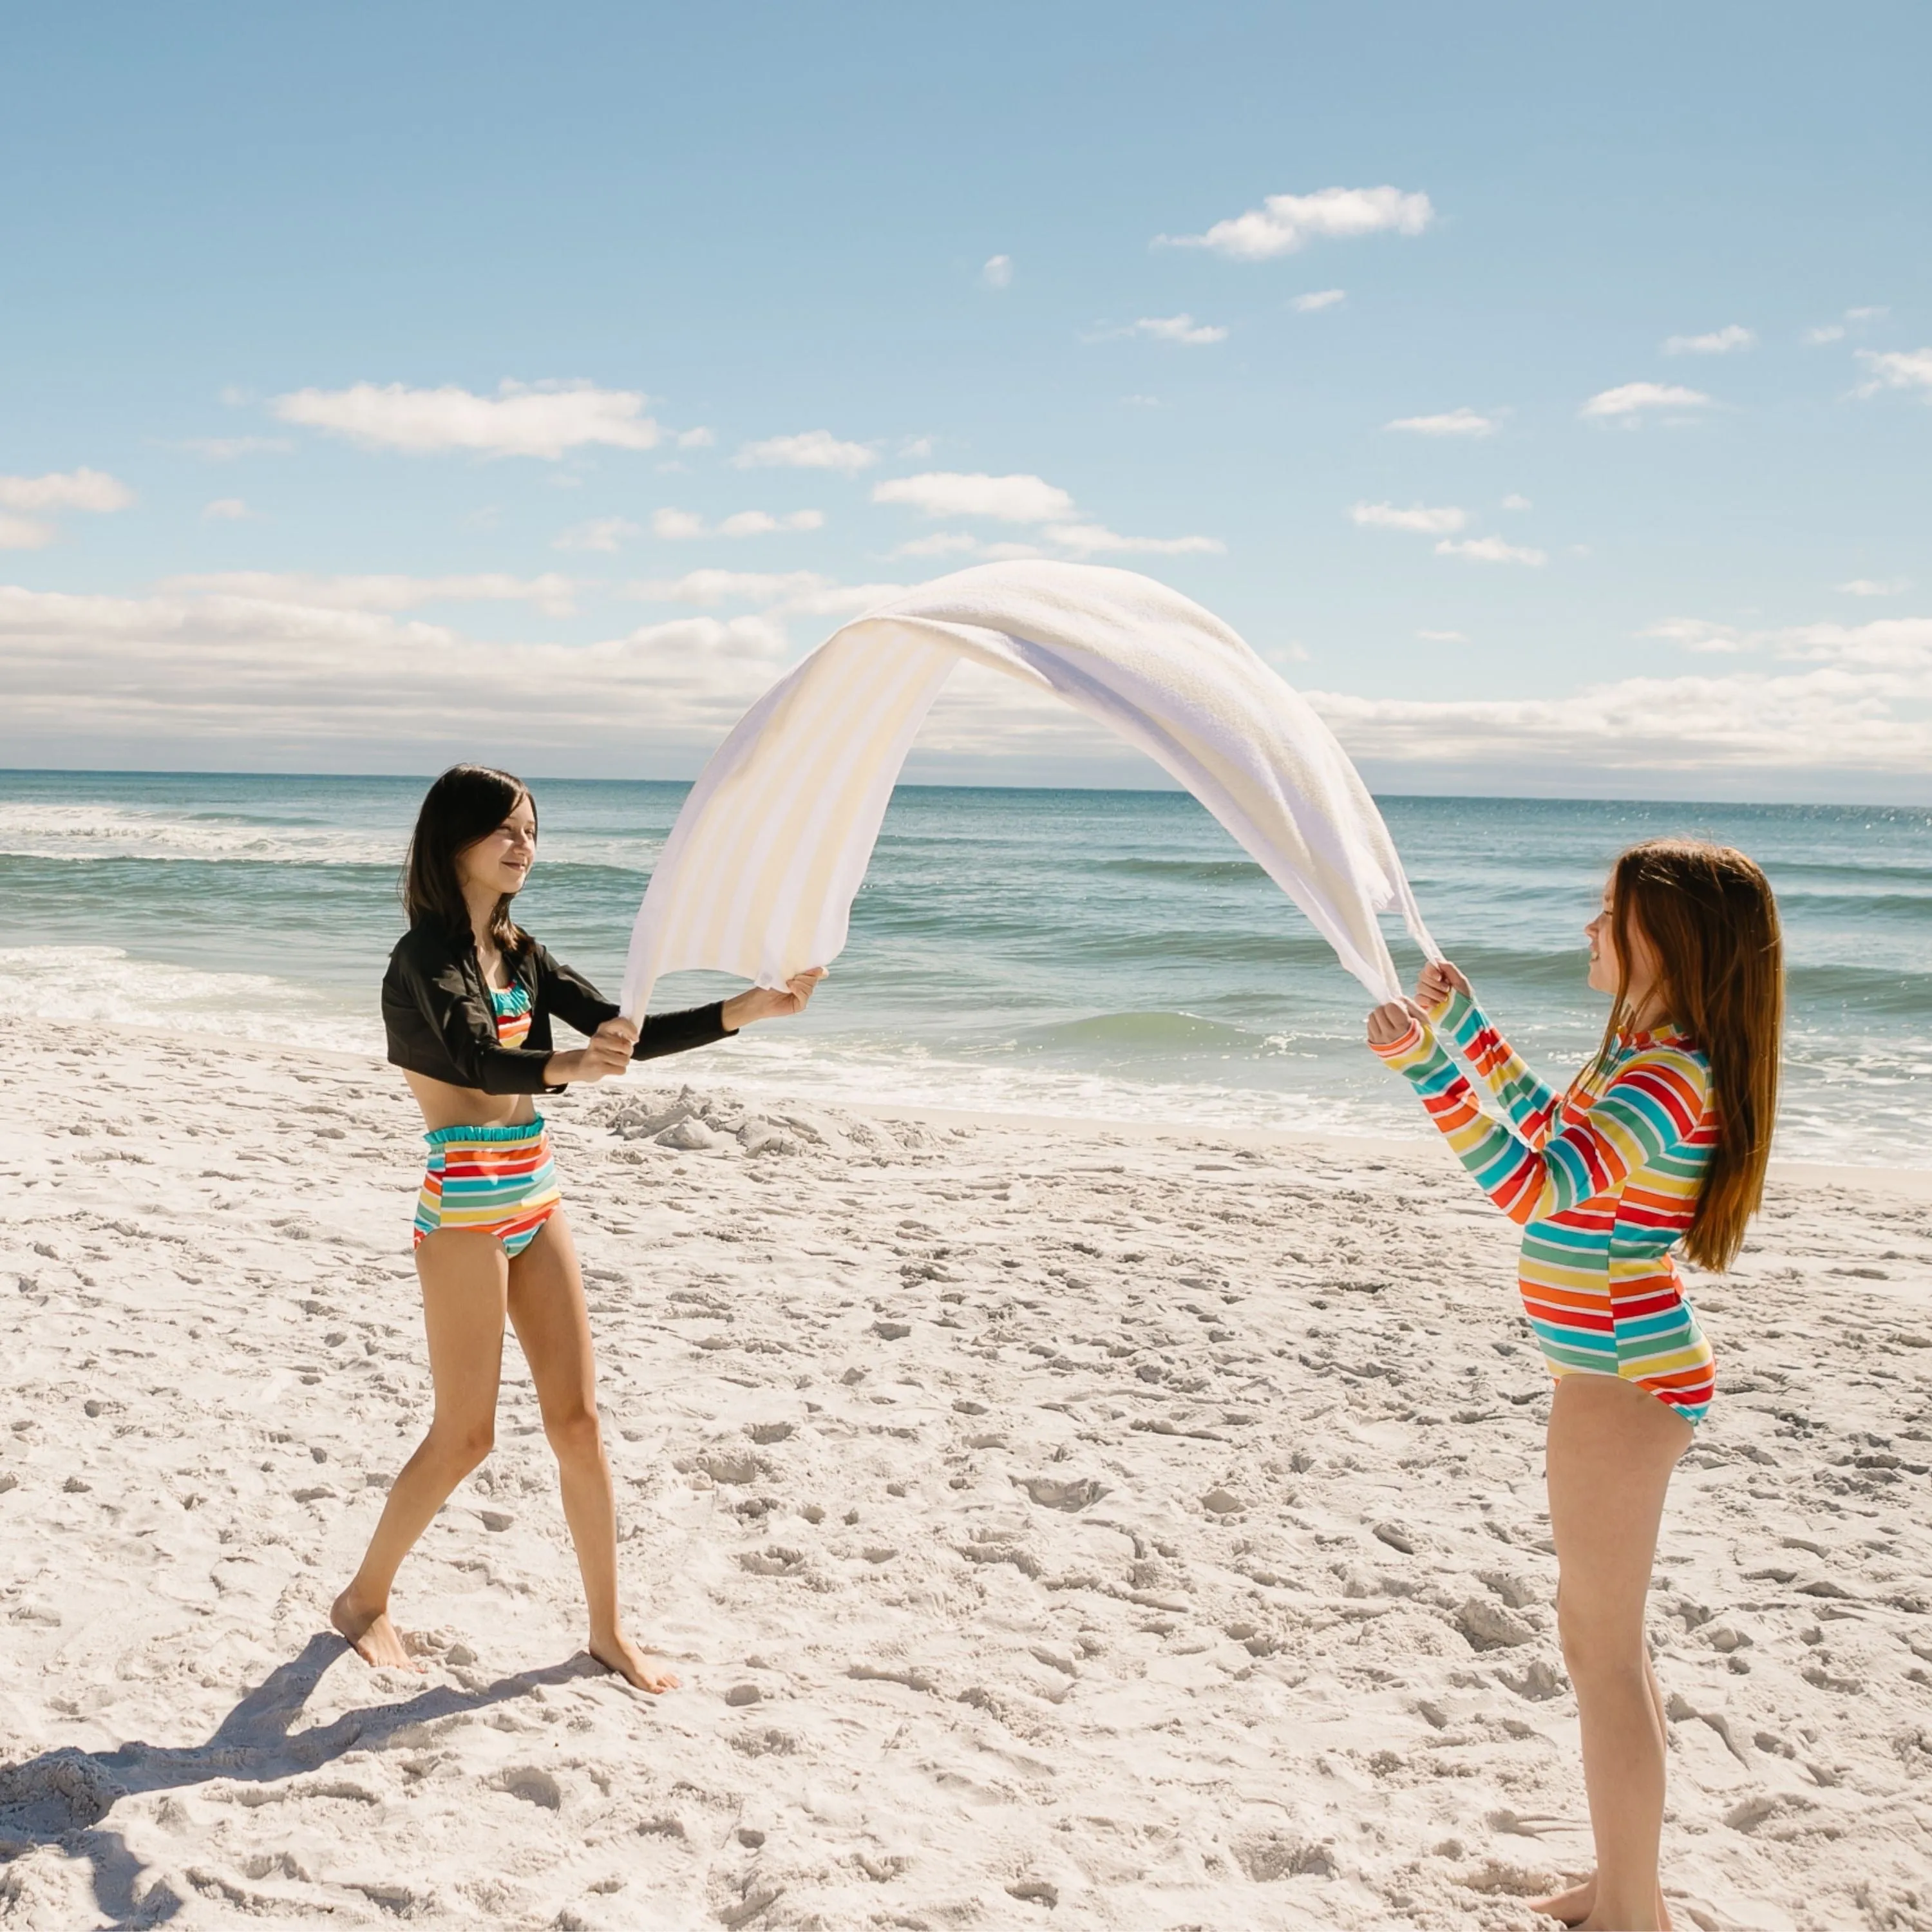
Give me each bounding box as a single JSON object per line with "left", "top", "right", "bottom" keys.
{"left": 1365, "top": 838, "right": 1782, "bottom": 1931}
{"left": 334, "top": 764, "right": 822, "bottom": 1690}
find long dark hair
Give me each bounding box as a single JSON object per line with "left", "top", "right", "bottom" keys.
{"left": 1601, "top": 838, "right": 1783, "bottom": 1271}
{"left": 401, "top": 764, "right": 535, "bottom": 955}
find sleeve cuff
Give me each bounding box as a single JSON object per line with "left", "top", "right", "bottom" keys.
{"left": 1370, "top": 1016, "right": 1438, "bottom": 1074}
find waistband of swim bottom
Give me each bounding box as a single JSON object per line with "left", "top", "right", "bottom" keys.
{"left": 422, "top": 1115, "right": 547, "bottom": 1148}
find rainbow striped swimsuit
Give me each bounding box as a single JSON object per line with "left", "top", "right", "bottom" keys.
{"left": 411, "top": 984, "right": 561, "bottom": 1259}
{"left": 1372, "top": 988, "right": 1718, "bottom": 1426}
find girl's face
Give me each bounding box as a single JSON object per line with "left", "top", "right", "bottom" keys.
{"left": 457, "top": 797, "right": 536, "bottom": 899}
{"left": 1586, "top": 875, "right": 1662, "bottom": 1010}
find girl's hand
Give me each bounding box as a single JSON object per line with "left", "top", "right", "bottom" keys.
{"left": 1416, "top": 958, "right": 1471, "bottom": 1015}
{"left": 547, "top": 1021, "right": 636, "bottom": 1085}
{"left": 1366, "top": 998, "right": 1429, "bottom": 1049}
{"left": 723, "top": 969, "right": 827, "bottom": 1032}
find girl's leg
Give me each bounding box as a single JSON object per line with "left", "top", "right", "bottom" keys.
{"left": 332, "top": 1231, "right": 508, "bottom": 1669}
{"left": 506, "top": 1211, "right": 678, "bottom": 1694}
{"left": 1529, "top": 1659, "right": 1674, "bottom": 1926}
{"left": 1530, "top": 1374, "right": 1690, "bottom": 1931}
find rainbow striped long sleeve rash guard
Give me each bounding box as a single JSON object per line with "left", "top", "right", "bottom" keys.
{"left": 1372, "top": 987, "right": 1718, "bottom": 1425}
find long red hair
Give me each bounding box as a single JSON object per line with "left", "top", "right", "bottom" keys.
{"left": 1603, "top": 838, "right": 1783, "bottom": 1271}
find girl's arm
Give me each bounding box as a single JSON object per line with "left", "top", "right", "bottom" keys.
{"left": 534, "top": 945, "right": 734, "bottom": 1060}
{"left": 1428, "top": 983, "right": 1565, "bottom": 1150}
{"left": 1370, "top": 1010, "right": 1709, "bottom": 1226}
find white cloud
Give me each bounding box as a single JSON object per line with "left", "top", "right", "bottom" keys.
{"left": 1580, "top": 382, "right": 1712, "bottom": 419}
{"left": 0, "top": 469, "right": 135, "bottom": 547}
{"left": 182, "top": 435, "right": 293, "bottom": 460}
{"left": 1803, "top": 325, "right": 1846, "bottom": 346}
{"left": 202, "top": 498, "right": 251, "bottom": 521}
{"left": 1417, "top": 629, "right": 1468, "bottom": 643}
{"left": 1435, "top": 536, "right": 1546, "bottom": 565}
{"left": 982, "top": 254, "right": 1013, "bottom": 290}
{"left": 0, "top": 468, "right": 135, "bottom": 513}
{"left": 1854, "top": 348, "right": 1932, "bottom": 399}
{"left": 1384, "top": 407, "right": 1495, "bottom": 438}
{"left": 1838, "top": 577, "right": 1909, "bottom": 597}
{"left": 271, "top": 381, "right": 662, "bottom": 459}
{"left": 161, "top": 571, "right": 580, "bottom": 617}
{"left": 0, "top": 516, "right": 55, "bottom": 551}
{"left": 1663, "top": 324, "right": 1755, "bottom": 355}
{"left": 1642, "top": 617, "right": 1748, "bottom": 653}
{"left": 1846, "top": 305, "right": 1888, "bottom": 322}
{"left": 1045, "top": 524, "right": 1226, "bottom": 556}
{"left": 1159, "top": 185, "right": 1433, "bottom": 260}
{"left": 1501, "top": 494, "right": 1532, "bottom": 511}
{"left": 650, "top": 507, "right": 824, "bottom": 540}
{"left": 873, "top": 471, "right": 1077, "bottom": 523}
{"left": 676, "top": 426, "right": 715, "bottom": 449}
{"left": 1130, "top": 314, "right": 1228, "bottom": 346}
{"left": 1350, "top": 501, "right": 1466, "bottom": 536}
{"left": 894, "top": 531, "right": 981, "bottom": 558}
{"left": 726, "top": 509, "right": 822, "bottom": 536}
{"left": 733, "top": 430, "right": 877, "bottom": 473}
{"left": 1290, "top": 289, "right": 1345, "bottom": 312}
{"left": 629, "top": 569, "right": 904, "bottom": 617}
{"left": 553, "top": 516, "right": 641, "bottom": 553}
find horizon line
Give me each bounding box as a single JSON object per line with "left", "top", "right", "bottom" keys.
{"left": 3, "top": 764, "right": 1929, "bottom": 815}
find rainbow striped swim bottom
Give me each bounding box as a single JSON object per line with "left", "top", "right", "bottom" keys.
{"left": 412, "top": 1117, "right": 561, "bottom": 1259}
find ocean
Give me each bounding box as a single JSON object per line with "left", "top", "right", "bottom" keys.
{"left": 3, "top": 770, "right": 1927, "bottom": 1166}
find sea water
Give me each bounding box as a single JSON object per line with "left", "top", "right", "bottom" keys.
{"left": 2, "top": 770, "right": 1926, "bottom": 1166}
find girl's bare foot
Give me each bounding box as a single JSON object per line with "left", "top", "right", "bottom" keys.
{"left": 1532, "top": 1877, "right": 1672, "bottom": 1932}
{"left": 331, "top": 1587, "right": 425, "bottom": 1672}
{"left": 1529, "top": 1877, "right": 1595, "bottom": 1926}
{"left": 588, "top": 1631, "right": 679, "bottom": 1693}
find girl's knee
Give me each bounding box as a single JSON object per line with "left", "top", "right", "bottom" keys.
{"left": 1557, "top": 1605, "right": 1649, "bottom": 1685}
{"left": 428, "top": 1417, "right": 495, "bottom": 1474}
{"left": 544, "top": 1403, "right": 602, "bottom": 1464}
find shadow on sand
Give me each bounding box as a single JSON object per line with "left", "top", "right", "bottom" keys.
{"left": 0, "top": 1630, "right": 612, "bottom": 1926}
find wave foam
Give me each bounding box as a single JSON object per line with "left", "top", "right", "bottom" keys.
{"left": 0, "top": 803, "right": 400, "bottom": 866}
{"left": 0, "top": 946, "right": 383, "bottom": 1052}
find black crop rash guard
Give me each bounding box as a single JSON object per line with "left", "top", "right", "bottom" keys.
{"left": 382, "top": 923, "right": 732, "bottom": 1095}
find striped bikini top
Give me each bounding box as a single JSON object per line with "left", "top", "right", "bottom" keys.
{"left": 488, "top": 981, "right": 533, "bottom": 1050}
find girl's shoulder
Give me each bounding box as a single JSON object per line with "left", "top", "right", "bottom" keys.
{"left": 1604, "top": 1035, "right": 1712, "bottom": 1133}
{"left": 390, "top": 923, "right": 464, "bottom": 971}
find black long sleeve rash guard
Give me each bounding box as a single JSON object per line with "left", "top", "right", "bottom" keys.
{"left": 381, "top": 923, "right": 731, "bottom": 1095}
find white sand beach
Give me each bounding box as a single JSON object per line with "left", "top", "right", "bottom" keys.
{"left": 2, "top": 1022, "right": 1929, "bottom": 1931}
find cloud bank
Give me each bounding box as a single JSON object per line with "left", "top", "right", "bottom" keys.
{"left": 4, "top": 583, "right": 1927, "bottom": 784}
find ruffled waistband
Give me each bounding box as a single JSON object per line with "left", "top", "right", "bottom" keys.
{"left": 422, "top": 1115, "right": 547, "bottom": 1147}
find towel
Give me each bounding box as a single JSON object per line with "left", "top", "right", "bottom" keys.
{"left": 620, "top": 560, "right": 1437, "bottom": 1015}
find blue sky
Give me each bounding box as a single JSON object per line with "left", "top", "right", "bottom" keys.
{"left": 3, "top": 1, "right": 1927, "bottom": 796}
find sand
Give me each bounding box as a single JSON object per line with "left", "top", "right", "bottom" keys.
{"left": 1, "top": 1021, "right": 1929, "bottom": 1930}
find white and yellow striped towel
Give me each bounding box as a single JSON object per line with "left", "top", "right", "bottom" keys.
{"left": 620, "top": 560, "right": 1437, "bottom": 1014}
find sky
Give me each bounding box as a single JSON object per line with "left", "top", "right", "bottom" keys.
{"left": 2, "top": 1, "right": 1928, "bottom": 798}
